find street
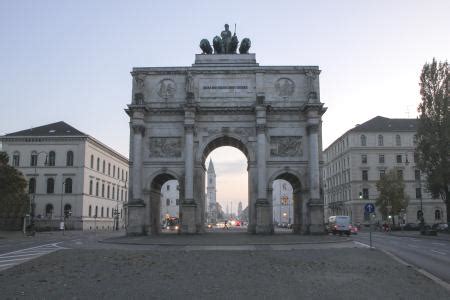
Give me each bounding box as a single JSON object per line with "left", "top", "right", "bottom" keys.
{"left": 354, "top": 231, "right": 450, "bottom": 283}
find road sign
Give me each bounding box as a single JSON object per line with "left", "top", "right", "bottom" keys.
{"left": 364, "top": 203, "right": 375, "bottom": 214}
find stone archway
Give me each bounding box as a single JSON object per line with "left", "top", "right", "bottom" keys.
{"left": 126, "top": 47, "right": 326, "bottom": 236}
{"left": 194, "top": 134, "right": 256, "bottom": 233}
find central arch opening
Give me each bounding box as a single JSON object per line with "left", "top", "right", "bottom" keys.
{"left": 200, "top": 135, "right": 251, "bottom": 233}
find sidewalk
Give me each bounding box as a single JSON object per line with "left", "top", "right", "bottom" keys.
{"left": 387, "top": 230, "right": 450, "bottom": 241}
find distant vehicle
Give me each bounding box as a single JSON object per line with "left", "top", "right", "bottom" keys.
{"left": 403, "top": 223, "right": 419, "bottom": 231}
{"left": 432, "top": 223, "right": 448, "bottom": 231}
{"left": 328, "top": 216, "right": 351, "bottom": 236}
{"left": 349, "top": 224, "right": 358, "bottom": 235}
{"left": 165, "top": 217, "right": 179, "bottom": 231}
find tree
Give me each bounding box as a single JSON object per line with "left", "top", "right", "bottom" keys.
{"left": 376, "top": 170, "right": 409, "bottom": 226}
{"left": 0, "top": 152, "right": 29, "bottom": 230}
{"left": 416, "top": 58, "right": 450, "bottom": 223}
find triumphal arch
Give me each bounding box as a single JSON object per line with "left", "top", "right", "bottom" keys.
{"left": 126, "top": 25, "right": 326, "bottom": 235}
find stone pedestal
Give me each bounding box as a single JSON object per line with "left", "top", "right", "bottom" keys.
{"left": 181, "top": 203, "right": 197, "bottom": 234}
{"left": 255, "top": 202, "right": 273, "bottom": 234}
{"left": 126, "top": 200, "right": 147, "bottom": 236}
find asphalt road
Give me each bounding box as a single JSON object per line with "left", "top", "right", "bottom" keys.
{"left": 354, "top": 231, "right": 450, "bottom": 283}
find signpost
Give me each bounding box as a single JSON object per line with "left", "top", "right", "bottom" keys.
{"left": 364, "top": 203, "right": 375, "bottom": 249}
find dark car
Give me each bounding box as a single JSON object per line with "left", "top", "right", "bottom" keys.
{"left": 432, "top": 223, "right": 448, "bottom": 231}
{"left": 403, "top": 223, "right": 419, "bottom": 231}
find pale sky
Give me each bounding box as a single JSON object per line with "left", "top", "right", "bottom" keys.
{"left": 1, "top": 1, "right": 449, "bottom": 213}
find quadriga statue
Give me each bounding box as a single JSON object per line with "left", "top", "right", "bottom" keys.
{"left": 199, "top": 24, "right": 251, "bottom": 55}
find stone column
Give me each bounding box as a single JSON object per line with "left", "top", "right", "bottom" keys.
{"left": 255, "top": 106, "right": 273, "bottom": 234}
{"left": 307, "top": 117, "right": 325, "bottom": 234}
{"left": 247, "top": 161, "right": 258, "bottom": 233}
{"left": 181, "top": 108, "right": 197, "bottom": 234}
{"left": 127, "top": 124, "right": 146, "bottom": 236}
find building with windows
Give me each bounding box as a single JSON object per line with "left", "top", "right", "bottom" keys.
{"left": 0, "top": 121, "right": 129, "bottom": 230}
{"left": 323, "top": 116, "right": 446, "bottom": 224}
{"left": 272, "top": 180, "right": 294, "bottom": 225}
{"left": 159, "top": 180, "right": 180, "bottom": 223}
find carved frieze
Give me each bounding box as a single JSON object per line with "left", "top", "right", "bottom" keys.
{"left": 157, "top": 79, "right": 176, "bottom": 100}
{"left": 149, "top": 137, "right": 182, "bottom": 158}
{"left": 270, "top": 136, "right": 302, "bottom": 157}
{"left": 275, "top": 78, "right": 295, "bottom": 98}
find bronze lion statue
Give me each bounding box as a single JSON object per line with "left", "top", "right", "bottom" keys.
{"left": 239, "top": 38, "right": 251, "bottom": 54}
{"left": 199, "top": 39, "right": 213, "bottom": 54}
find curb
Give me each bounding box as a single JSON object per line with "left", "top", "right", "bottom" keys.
{"left": 98, "top": 237, "right": 353, "bottom": 247}
{"left": 380, "top": 249, "right": 450, "bottom": 292}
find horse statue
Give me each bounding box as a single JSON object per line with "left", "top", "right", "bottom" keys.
{"left": 239, "top": 38, "right": 251, "bottom": 54}
{"left": 199, "top": 39, "right": 213, "bottom": 54}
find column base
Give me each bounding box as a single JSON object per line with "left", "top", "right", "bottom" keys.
{"left": 126, "top": 199, "right": 147, "bottom": 236}
{"left": 308, "top": 199, "right": 325, "bottom": 235}
{"left": 255, "top": 201, "right": 274, "bottom": 234}
{"left": 181, "top": 203, "right": 197, "bottom": 234}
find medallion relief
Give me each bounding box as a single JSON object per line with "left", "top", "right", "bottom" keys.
{"left": 149, "top": 137, "right": 182, "bottom": 157}
{"left": 157, "top": 79, "right": 176, "bottom": 100}
{"left": 270, "top": 136, "right": 302, "bottom": 157}
{"left": 275, "top": 78, "right": 295, "bottom": 98}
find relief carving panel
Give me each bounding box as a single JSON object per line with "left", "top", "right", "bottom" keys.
{"left": 149, "top": 137, "right": 182, "bottom": 157}
{"left": 270, "top": 136, "right": 302, "bottom": 157}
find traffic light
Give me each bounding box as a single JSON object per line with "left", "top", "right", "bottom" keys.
{"left": 359, "top": 192, "right": 363, "bottom": 199}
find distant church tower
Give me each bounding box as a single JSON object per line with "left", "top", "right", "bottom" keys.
{"left": 206, "top": 159, "right": 217, "bottom": 222}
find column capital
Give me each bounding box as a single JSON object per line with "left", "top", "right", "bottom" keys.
{"left": 132, "top": 125, "right": 146, "bottom": 136}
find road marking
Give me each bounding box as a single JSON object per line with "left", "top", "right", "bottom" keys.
{"left": 0, "top": 242, "right": 66, "bottom": 271}
{"left": 431, "top": 249, "right": 447, "bottom": 255}
{"left": 381, "top": 249, "right": 450, "bottom": 292}
{"left": 353, "top": 241, "right": 374, "bottom": 249}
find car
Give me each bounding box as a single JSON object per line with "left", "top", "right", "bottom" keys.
{"left": 349, "top": 224, "right": 358, "bottom": 235}
{"left": 432, "top": 223, "right": 448, "bottom": 231}
{"left": 403, "top": 223, "right": 419, "bottom": 231}
{"left": 328, "top": 216, "right": 351, "bottom": 236}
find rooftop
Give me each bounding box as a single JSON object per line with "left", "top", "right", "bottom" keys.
{"left": 4, "top": 121, "right": 87, "bottom": 137}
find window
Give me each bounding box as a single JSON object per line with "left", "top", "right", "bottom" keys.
{"left": 96, "top": 182, "right": 99, "bottom": 196}
{"left": 45, "top": 204, "right": 54, "bottom": 217}
{"left": 360, "top": 135, "right": 367, "bottom": 146}
{"left": 435, "top": 210, "right": 441, "bottom": 220}
{"left": 121, "top": 190, "right": 124, "bottom": 201}
{"left": 379, "top": 154, "right": 385, "bottom": 164}
{"left": 29, "top": 178, "right": 36, "bottom": 194}
{"left": 66, "top": 151, "right": 74, "bottom": 166}
{"left": 102, "top": 160, "right": 105, "bottom": 173}
{"left": 361, "top": 155, "right": 367, "bottom": 164}
{"left": 397, "top": 169, "right": 403, "bottom": 179}
{"left": 362, "top": 170, "right": 368, "bottom": 181}
{"left": 362, "top": 188, "right": 369, "bottom": 200}
{"left": 97, "top": 158, "right": 100, "bottom": 171}
{"left": 126, "top": 172, "right": 128, "bottom": 181}
{"left": 108, "top": 163, "right": 111, "bottom": 175}
{"left": 176, "top": 199, "right": 179, "bottom": 205}
{"left": 117, "top": 188, "right": 120, "bottom": 200}
{"left": 113, "top": 166, "right": 116, "bottom": 177}
{"left": 416, "top": 188, "right": 422, "bottom": 199}
{"left": 89, "top": 180, "right": 93, "bottom": 195}
{"left": 167, "top": 185, "right": 170, "bottom": 191}
{"left": 64, "top": 178, "right": 72, "bottom": 193}
{"left": 31, "top": 152, "right": 37, "bottom": 166}
{"left": 378, "top": 135, "right": 384, "bottom": 146}
{"left": 118, "top": 167, "right": 120, "bottom": 179}
{"left": 396, "top": 155, "right": 402, "bottom": 163}
{"left": 112, "top": 187, "right": 115, "bottom": 199}
{"left": 47, "top": 178, "right": 55, "bottom": 193}
{"left": 107, "top": 185, "right": 110, "bottom": 198}
{"left": 64, "top": 204, "right": 72, "bottom": 216}
{"left": 122, "top": 169, "right": 124, "bottom": 180}
{"left": 417, "top": 210, "right": 423, "bottom": 220}
{"left": 166, "top": 199, "right": 170, "bottom": 206}
{"left": 101, "top": 207, "right": 104, "bottom": 218}
{"left": 395, "top": 135, "right": 401, "bottom": 146}
{"left": 48, "top": 151, "right": 56, "bottom": 166}
{"left": 102, "top": 184, "right": 105, "bottom": 197}
{"left": 415, "top": 170, "right": 421, "bottom": 181}
{"left": 12, "top": 152, "right": 20, "bottom": 166}
{"left": 90, "top": 155, "right": 94, "bottom": 168}
{"left": 89, "top": 205, "right": 92, "bottom": 217}
{"left": 95, "top": 206, "right": 98, "bottom": 217}
{"left": 107, "top": 207, "right": 109, "bottom": 218}
{"left": 379, "top": 170, "right": 385, "bottom": 179}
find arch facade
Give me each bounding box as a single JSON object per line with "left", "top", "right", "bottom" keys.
{"left": 126, "top": 53, "right": 326, "bottom": 235}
